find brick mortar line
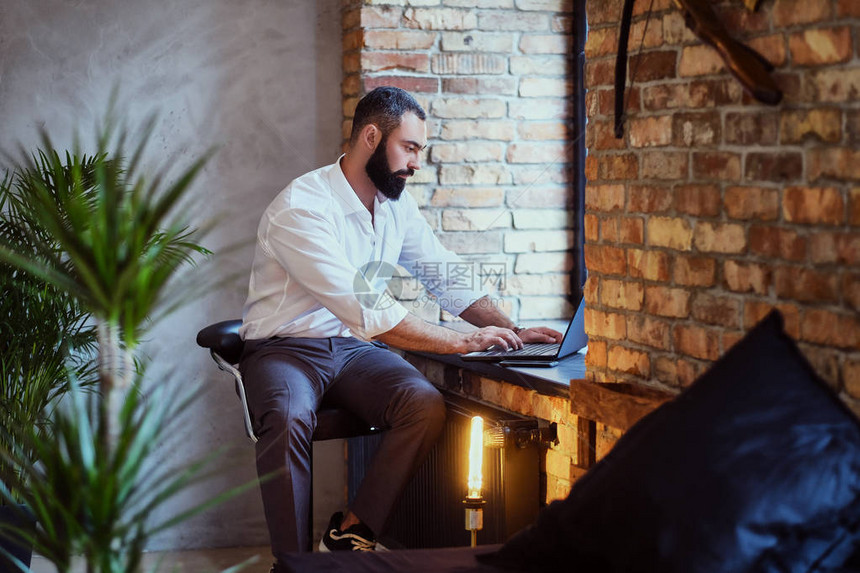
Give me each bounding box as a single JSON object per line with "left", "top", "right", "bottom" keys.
{"left": 584, "top": 300, "right": 860, "bottom": 331}
{"left": 585, "top": 65, "right": 860, "bottom": 84}
{"left": 590, "top": 104, "right": 860, "bottom": 115}
{"left": 586, "top": 221, "right": 859, "bottom": 241}
{"left": 588, "top": 317, "right": 859, "bottom": 356}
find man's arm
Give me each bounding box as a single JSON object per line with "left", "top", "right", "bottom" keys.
{"left": 458, "top": 295, "right": 516, "bottom": 329}
{"left": 373, "top": 312, "right": 523, "bottom": 354}
{"left": 459, "top": 295, "right": 563, "bottom": 345}
{"left": 373, "top": 295, "right": 563, "bottom": 354}
{"left": 390, "top": 196, "right": 561, "bottom": 351}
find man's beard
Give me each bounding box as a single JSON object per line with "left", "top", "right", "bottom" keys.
{"left": 365, "top": 137, "right": 414, "bottom": 200}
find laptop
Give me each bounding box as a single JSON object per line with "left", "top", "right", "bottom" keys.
{"left": 461, "top": 297, "right": 588, "bottom": 363}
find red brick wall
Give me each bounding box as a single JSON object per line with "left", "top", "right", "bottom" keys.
{"left": 342, "top": 0, "right": 577, "bottom": 324}
{"left": 585, "top": 0, "right": 860, "bottom": 409}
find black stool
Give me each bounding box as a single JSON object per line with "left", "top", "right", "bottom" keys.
{"left": 196, "top": 319, "right": 380, "bottom": 550}
{"left": 196, "top": 319, "right": 378, "bottom": 442}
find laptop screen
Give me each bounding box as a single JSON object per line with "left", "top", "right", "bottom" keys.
{"left": 461, "top": 296, "right": 588, "bottom": 361}
{"left": 555, "top": 296, "right": 588, "bottom": 360}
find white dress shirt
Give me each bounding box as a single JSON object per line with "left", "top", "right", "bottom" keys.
{"left": 240, "top": 157, "right": 486, "bottom": 341}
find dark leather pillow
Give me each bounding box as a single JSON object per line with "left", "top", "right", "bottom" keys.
{"left": 479, "top": 311, "right": 860, "bottom": 572}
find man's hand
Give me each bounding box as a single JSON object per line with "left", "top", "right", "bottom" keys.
{"left": 375, "top": 314, "right": 522, "bottom": 355}
{"left": 516, "top": 326, "right": 563, "bottom": 345}
{"left": 373, "top": 301, "right": 566, "bottom": 355}
{"left": 458, "top": 326, "right": 524, "bottom": 354}
{"left": 457, "top": 296, "right": 565, "bottom": 352}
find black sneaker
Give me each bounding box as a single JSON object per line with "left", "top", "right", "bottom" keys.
{"left": 319, "top": 511, "right": 377, "bottom": 552}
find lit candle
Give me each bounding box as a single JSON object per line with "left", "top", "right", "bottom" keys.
{"left": 467, "top": 415, "right": 483, "bottom": 499}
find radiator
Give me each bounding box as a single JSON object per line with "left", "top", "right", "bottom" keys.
{"left": 348, "top": 392, "right": 551, "bottom": 549}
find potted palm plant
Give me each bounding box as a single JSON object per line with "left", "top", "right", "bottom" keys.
{"left": 0, "top": 155, "right": 100, "bottom": 570}
{"left": 0, "top": 110, "right": 254, "bottom": 572}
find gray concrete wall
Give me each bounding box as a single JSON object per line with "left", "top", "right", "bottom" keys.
{"left": 1, "top": 0, "right": 344, "bottom": 551}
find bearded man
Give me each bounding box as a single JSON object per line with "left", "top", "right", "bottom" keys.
{"left": 239, "top": 87, "right": 562, "bottom": 570}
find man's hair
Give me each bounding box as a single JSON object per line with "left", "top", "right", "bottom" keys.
{"left": 349, "top": 87, "right": 426, "bottom": 145}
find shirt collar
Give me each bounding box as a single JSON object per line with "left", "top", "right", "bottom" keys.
{"left": 330, "top": 155, "right": 367, "bottom": 216}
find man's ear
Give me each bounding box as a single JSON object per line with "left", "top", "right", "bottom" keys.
{"left": 361, "top": 123, "right": 380, "bottom": 151}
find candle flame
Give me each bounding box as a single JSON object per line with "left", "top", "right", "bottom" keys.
{"left": 467, "top": 416, "right": 483, "bottom": 498}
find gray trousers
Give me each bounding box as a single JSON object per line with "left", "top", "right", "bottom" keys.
{"left": 240, "top": 336, "right": 446, "bottom": 560}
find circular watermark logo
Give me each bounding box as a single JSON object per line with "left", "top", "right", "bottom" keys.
{"left": 354, "top": 261, "right": 402, "bottom": 310}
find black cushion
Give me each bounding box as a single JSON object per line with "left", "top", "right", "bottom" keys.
{"left": 196, "top": 319, "right": 244, "bottom": 364}
{"left": 480, "top": 311, "right": 860, "bottom": 572}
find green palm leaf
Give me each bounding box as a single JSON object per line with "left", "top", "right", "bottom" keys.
{"left": 0, "top": 117, "right": 212, "bottom": 350}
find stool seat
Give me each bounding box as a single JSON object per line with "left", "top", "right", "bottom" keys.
{"left": 196, "top": 319, "right": 377, "bottom": 443}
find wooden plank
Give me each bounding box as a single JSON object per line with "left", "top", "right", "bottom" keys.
{"left": 569, "top": 379, "right": 674, "bottom": 431}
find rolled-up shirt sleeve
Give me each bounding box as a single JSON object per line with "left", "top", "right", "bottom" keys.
{"left": 261, "top": 206, "right": 408, "bottom": 340}
{"left": 396, "top": 196, "right": 488, "bottom": 317}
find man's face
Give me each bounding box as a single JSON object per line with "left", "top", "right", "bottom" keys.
{"left": 365, "top": 112, "right": 426, "bottom": 200}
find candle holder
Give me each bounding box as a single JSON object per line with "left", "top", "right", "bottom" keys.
{"left": 463, "top": 495, "right": 486, "bottom": 547}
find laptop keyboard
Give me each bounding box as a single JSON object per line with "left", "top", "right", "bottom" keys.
{"left": 480, "top": 343, "right": 560, "bottom": 357}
